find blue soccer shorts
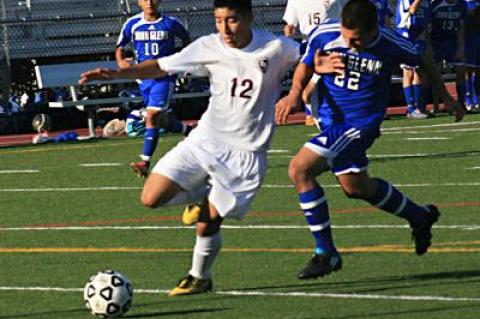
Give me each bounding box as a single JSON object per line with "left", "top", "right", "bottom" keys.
{"left": 139, "top": 77, "right": 175, "bottom": 112}
{"left": 304, "top": 122, "right": 378, "bottom": 176}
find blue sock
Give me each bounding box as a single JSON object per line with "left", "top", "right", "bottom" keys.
{"left": 471, "top": 74, "right": 479, "bottom": 105}
{"left": 413, "top": 84, "right": 425, "bottom": 112}
{"left": 142, "top": 128, "right": 159, "bottom": 162}
{"left": 465, "top": 76, "right": 474, "bottom": 106}
{"left": 403, "top": 86, "right": 415, "bottom": 112}
{"left": 367, "top": 178, "right": 428, "bottom": 228}
{"left": 299, "top": 187, "right": 336, "bottom": 255}
{"left": 167, "top": 113, "right": 186, "bottom": 134}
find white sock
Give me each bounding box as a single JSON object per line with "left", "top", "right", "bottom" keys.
{"left": 189, "top": 232, "right": 222, "bottom": 280}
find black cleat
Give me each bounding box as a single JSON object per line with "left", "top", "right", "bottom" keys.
{"left": 298, "top": 252, "right": 342, "bottom": 280}
{"left": 412, "top": 205, "right": 440, "bottom": 255}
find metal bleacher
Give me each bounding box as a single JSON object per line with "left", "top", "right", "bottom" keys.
{"left": 1, "top": 0, "right": 287, "bottom": 60}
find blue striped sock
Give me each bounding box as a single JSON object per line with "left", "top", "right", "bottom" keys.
{"left": 299, "top": 187, "right": 336, "bottom": 254}
{"left": 367, "top": 178, "right": 427, "bottom": 227}
{"left": 142, "top": 128, "right": 159, "bottom": 161}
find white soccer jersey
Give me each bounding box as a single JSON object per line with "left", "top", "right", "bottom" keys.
{"left": 157, "top": 30, "right": 300, "bottom": 152}
{"left": 282, "top": 0, "right": 349, "bottom": 36}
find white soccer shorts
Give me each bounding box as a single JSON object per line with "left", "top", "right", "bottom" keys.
{"left": 152, "top": 131, "right": 267, "bottom": 219}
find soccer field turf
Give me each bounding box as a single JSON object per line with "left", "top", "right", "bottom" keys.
{"left": 1, "top": 114, "right": 480, "bottom": 318}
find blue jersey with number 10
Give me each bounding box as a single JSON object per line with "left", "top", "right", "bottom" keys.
{"left": 302, "top": 23, "right": 422, "bottom": 133}
{"left": 117, "top": 13, "right": 189, "bottom": 64}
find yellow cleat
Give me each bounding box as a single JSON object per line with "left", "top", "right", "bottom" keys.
{"left": 182, "top": 204, "right": 201, "bottom": 225}
{"left": 305, "top": 115, "right": 316, "bottom": 126}
{"left": 168, "top": 275, "right": 213, "bottom": 297}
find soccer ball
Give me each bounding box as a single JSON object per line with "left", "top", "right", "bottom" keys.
{"left": 31, "top": 113, "right": 52, "bottom": 133}
{"left": 83, "top": 270, "right": 133, "bottom": 318}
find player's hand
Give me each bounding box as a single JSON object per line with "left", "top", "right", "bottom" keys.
{"left": 79, "top": 68, "right": 116, "bottom": 84}
{"left": 275, "top": 94, "right": 301, "bottom": 125}
{"left": 314, "top": 50, "right": 345, "bottom": 75}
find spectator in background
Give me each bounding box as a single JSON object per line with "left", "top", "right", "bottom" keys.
{"left": 116, "top": 0, "right": 192, "bottom": 178}
{"left": 283, "top": 0, "right": 349, "bottom": 127}
{"left": 369, "top": 0, "right": 394, "bottom": 27}
{"left": 7, "top": 96, "right": 22, "bottom": 114}
{"left": 463, "top": 0, "right": 480, "bottom": 112}
{"left": 429, "top": 0, "right": 467, "bottom": 112}
{"left": 396, "top": 0, "right": 431, "bottom": 119}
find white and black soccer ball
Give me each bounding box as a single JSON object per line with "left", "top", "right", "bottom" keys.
{"left": 31, "top": 113, "right": 52, "bottom": 133}
{"left": 83, "top": 270, "right": 133, "bottom": 318}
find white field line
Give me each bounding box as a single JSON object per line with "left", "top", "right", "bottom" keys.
{"left": 0, "top": 286, "right": 479, "bottom": 302}
{"left": 466, "top": 167, "right": 480, "bottom": 170}
{"left": 1, "top": 182, "right": 480, "bottom": 192}
{"left": 271, "top": 151, "right": 479, "bottom": 159}
{"left": 2, "top": 225, "right": 480, "bottom": 231}
{"left": 381, "top": 121, "right": 480, "bottom": 131}
{"left": 383, "top": 127, "right": 480, "bottom": 135}
{"left": 267, "top": 149, "right": 290, "bottom": 153}
{"left": 406, "top": 137, "right": 451, "bottom": 140}
{"left": 79, "top": 163, "right": 122, "bottom": 167}
{"left": 308, "top": 125, "right": 480, "bottom": 137}
{"left": 0, "top": 170, "right": 39, "bottom": 174}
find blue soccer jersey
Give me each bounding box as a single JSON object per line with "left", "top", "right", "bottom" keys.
{"left": 117, "top": 13, "right": 189, "bottom": 110}
{"left": 396, "top": 0, "right": 431, "bottom": 40}
{"left": 430, "top": 0, "right": 467, "bottom": 51}
{"left": 117, "top": 13, "right": 189, "bottom": 64}
{"left": 369, "top": 0, "right": 394, "bottom": 27}
{"left": 302, "top": 23, "right": 422, "bottom": 133}
{"left": 464, "top": 0, "right": 480, "bottom": 10}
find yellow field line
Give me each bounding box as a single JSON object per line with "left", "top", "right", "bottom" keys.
{"left": 1, "top": 246, "right": 479, "bottom": 253}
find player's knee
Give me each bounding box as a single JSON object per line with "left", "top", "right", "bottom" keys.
{"left": 140, "top": 189, "right": 168, "bottom": 208}
{"left": 288, "top": 157, "right": 311, "bottom": 185}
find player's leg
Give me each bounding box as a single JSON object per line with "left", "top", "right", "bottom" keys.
{"left": 150, "top": 80, "right": 193, "bottom": 135}
{"left": 289, "top": 146, "right": 342, "bottom": 280}
{"left": 168, "top": 201, "right": 222, "bottom": 296}
{"left": 336, "top": 172, "right": 440, "bottom": 255}
{"left": 465, "top": 68, "right": 476, "bottom": 112}
{"left": 289, "top": 125, "right": 367, "bottom": 280}
{"left": 412, "top": 69, "right": 427, "bottom": 114}
{"left": 403, "top": 67, "right": 416, "bottom": 115}
{"left": 130, "top": 81, "right": 192, "bottom": 177}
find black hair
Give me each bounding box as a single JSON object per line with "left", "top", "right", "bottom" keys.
{"left": 214, "top": 0, "right": 252, "bottom": 15}
{"left": 341, "top": 0, "right": 378, "bottom": 31}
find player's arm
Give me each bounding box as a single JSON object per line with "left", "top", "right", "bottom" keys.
{"left": 115, "top": 47, "right": 132, "bottom": 69}
{"left": 418, "top": 49, "right": 464, "bottom": 121}
{"left": 276, "top": 62, "right": 312, "bottom": 124}
{"left": 408, "top": 0, "right": 422, "bottom": 14}
{"left": 79, "top": 60, "right": 167, "bottom": 84}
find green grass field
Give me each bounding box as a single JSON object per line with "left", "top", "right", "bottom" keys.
{"left": 1, "top": 114, "right": 480, "bottom": 319}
